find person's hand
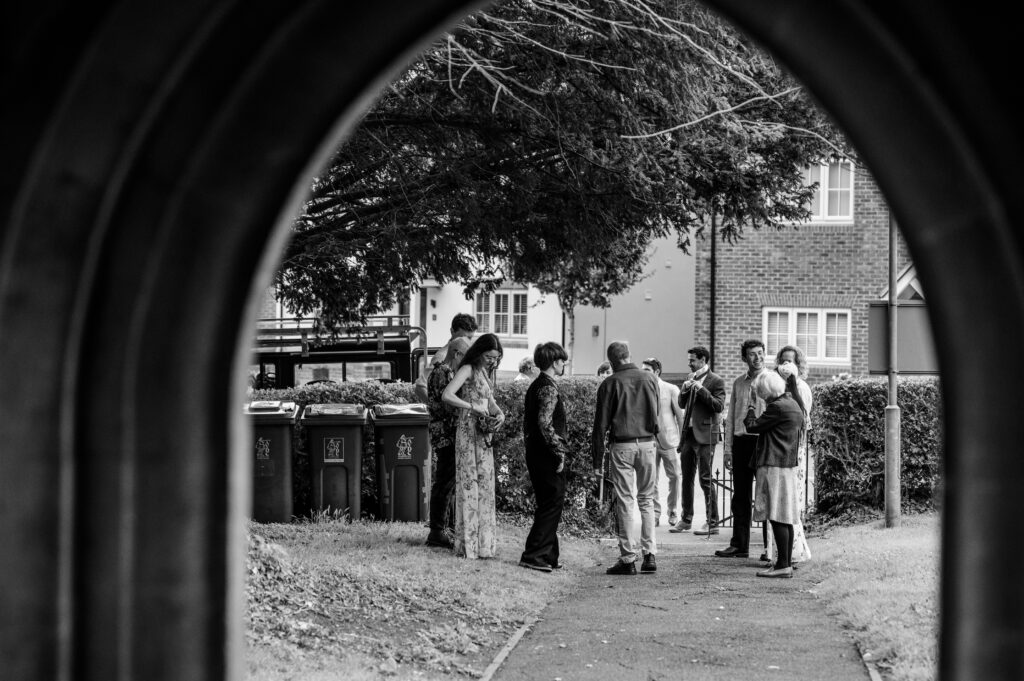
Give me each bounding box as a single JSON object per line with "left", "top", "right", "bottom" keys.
{"left": 777, "top": 361, "right": 797, "bottom": 379}
{"left": 682, "top": 379, "right": 694, "bottom": 391}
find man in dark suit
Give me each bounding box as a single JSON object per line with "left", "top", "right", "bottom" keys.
{"left": 668, "top": 345, "right": 726, "bottom": 534}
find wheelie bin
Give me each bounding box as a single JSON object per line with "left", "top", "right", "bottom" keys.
{"left": 371, "top": 403, "right": 431, "bottom": 521}
{"left": 301, "top": 403, "right": 367, "bottom": 518}
{"left": 245, "top": 400, "right": 299, "bottom": 522}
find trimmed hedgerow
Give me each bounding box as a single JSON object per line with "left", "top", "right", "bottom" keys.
{"left": 810, "top": 376, "right": 942, "bottom": 517}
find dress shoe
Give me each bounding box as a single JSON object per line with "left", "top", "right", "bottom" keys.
{"left": 550, "top": 561, "right": 563, "bottom": 570}
{"left": 714, "top": 546, "right": 748, "bottom": 558}
{"left": 668, "top": 523, "right": 690, "bottom": 533}
{"left": 425, "top": 532, "right": 454, "bottom": 549}
{"left": 641, "top": 553, "right": 657, "bottom": 574}
{"left": 756, "top": 566, "right": 794, "bottom": 578}
{"left": 518, "top": 559, "right": 553, "bottom": 573}
{"left": 606, "top": 560, "right": 637, "bottom": 575}
{"left": 693, "top": 523, "right": 719, "bottom": 536}
{"left": 668, "top": 514, "right": 679, "bottom": 526}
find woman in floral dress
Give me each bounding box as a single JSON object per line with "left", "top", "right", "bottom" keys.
{"left": 766, "top": 345, "right": 813, "bottom": 566}
{"left": 442, "top": 333, "right": 505, "bottom": 559}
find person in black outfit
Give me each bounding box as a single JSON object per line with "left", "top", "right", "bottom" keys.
{"left": 518, "top": 342, "right": 570, "bottom": 572}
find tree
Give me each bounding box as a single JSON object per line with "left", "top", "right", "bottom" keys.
{"left": 275, "top": 0, "right": 849, "bottom": 332}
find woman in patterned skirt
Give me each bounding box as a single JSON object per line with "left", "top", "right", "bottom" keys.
{"left": 442, "top": 333, "right": 505, "bottom": 559}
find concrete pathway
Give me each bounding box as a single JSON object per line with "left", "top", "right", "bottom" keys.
{"left": 490, "top": 526, "right": 871, "bottom": 681}
{"left": 489, "top": 452, "right": 872, "bottom": 681}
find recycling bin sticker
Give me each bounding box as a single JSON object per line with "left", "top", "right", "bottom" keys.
{"left": 324, "top": 437, "right": 345, "bottom": 462}
{"left": 397, "top": 434, "right": 414, "bottom": 460}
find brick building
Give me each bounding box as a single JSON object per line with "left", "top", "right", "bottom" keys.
{"left": 693, "top": 162, "right": 914, "bottom": 386}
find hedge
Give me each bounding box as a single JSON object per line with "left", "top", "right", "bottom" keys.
{"left": 248, "top": 377, "right": 610, "bottom": 531}
{"left": 810, "top": 376, "right": 943, "bottom": 517}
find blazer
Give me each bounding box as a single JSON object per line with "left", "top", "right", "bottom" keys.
{"left": 678, "top": 370, "right": 726, "bottom": 445}
{"left": 744, "top": 393, "right": 803, "bottom": 468}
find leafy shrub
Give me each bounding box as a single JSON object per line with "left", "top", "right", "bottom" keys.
{"left": 810, "top": 376, "right": 942, "bottom": 517}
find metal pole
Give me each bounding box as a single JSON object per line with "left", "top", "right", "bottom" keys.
{"left": 885, "top": 212, "right": 901, "bottom": 527}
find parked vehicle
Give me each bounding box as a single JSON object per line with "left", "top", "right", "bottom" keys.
{"left": 250, "top": 315, "right": 431, "bottom": 388}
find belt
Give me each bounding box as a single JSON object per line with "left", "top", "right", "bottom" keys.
{"left": 612, "top": 436, "right": 654, "bottom": 443}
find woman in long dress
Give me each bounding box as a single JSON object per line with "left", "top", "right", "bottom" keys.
{"left": 442, "top": 333, "right": 505, "bottom": 559}
{"left": 766, "top": 345, "right": 813, "bottom": 566}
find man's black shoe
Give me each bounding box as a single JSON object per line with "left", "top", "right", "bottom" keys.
{"left": 606, "top": 560, "right": 637, "bottom": 575}
{"left": 425, "top": 533, "right": 454, "bottom": 549}
{"left": 641, "top": 553, "right": 657, "bottom": 573}
{"left": 714, "top": 546, "right": 749, "bottom": 558}
{"left": 518, "top": 559, "right": 553, "bottom": 573}
{"left": 550, "top": 561, "right": 563, "bottom": 569}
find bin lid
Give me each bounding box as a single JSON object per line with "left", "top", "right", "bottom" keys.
{"left": 302, "top": 403, "right": 368, "bottom": 422}
{"left": 371, "top": 403, "right": 429, "bottom": 420}
{"left": 244, "top": 400, "right": 299, "bottom": 421}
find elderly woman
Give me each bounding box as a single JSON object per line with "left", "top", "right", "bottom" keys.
{"left": 744, "top": 370, "right": 805, "bottom": 578}
{"left": 766, "top": 345, "right": 814, "bottom": 567}
{"left": 518, "top": 342, "right": 570, "bottom": 572}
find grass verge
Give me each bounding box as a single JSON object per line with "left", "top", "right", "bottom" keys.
{"left": 245, "top": 516, "right": 603, "bottom": 680}
{"left": 807, "top": 510, "right": 940, "bottom": 681}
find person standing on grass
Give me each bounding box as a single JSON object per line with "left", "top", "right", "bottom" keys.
{"left": 423, "top": 335, "right": 470, "bottom": 549}
{"left": 591, "top": 341, "right": 661, "bottom": 575}
{"left": 641, "top": 356, "right": 685, "bottom": 528}
{"left": 714, "top": 339, "right": 767, "bottom": 559}
{"left": 442, "top": 333, "right": 505, "bottom": 559}
{"left": 668, "top": 345, "right": 726, "bottom": 536}
{"left": 518, "top": 342, "right": 571, "bottom": 573}
{"left": 744, "top": 369, "right": 804, "bottom": 578}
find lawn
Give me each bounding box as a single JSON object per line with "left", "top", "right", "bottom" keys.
{"left": 246, "top": 511, "right": 940, "bottom": 680}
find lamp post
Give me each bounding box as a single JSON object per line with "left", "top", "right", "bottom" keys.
{"left": 885, "top": 212, "right": 902, "bottom": 527}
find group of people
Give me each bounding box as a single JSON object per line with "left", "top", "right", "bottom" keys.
{"left": 592, "top": 338, "right": 813, "bottom": 579}
{"left": 422, "top": 312, "right": 813, "bottom": 581}
{"left": 423, "top": 313, "right": 570, "bottom": 572}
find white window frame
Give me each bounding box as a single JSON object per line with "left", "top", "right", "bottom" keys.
{"left": 804, "top": 159, "right": 854, "bottom": 222}
{"left": 475, "top": 290, "right": 529, "bottom": 337}
{"left": 762, "top": 307, "right": 851, "bottom": 365}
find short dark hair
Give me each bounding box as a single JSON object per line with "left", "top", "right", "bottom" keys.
{"left": 451, "top": 313, "right": 478, "bottom": 334}
{"left": 687, "top": 346, "right": 710, "bottom": 363}
{"left": 641, "top": 357, "right": 662, "bottom": 375}
{"left": 740, "top": 339, "right": 765, "bottom": 358}
{"left": 606, "top": 341, "right": 630, "bottom": 367}
{"left": 597, "top": 361, "right": 612, "bottom": 376}
{"left": 533, "top": 342, "right": 568, "bottom": 371}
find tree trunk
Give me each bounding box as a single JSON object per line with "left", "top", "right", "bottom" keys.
{"left": 564, "top": 305, "right": 576, "bottom": 375}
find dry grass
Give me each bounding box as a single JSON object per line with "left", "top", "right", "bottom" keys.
{"left": 245, "top": 518, "right": 603, "bottom": 680}
{"left": 808, "top": 511, "right": 940, "bottom": 681}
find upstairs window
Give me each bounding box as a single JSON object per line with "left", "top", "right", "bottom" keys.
{"left": 805, "top": 160, "right": 853, "bottom": 221}
{"left": 763, "top": 307, "right": 851, "bottom": 364}
{"left": 475, "top": 290, "right": 529, "bottom": 336}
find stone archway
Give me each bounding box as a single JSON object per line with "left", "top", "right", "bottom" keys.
{"left": 1, "top": 2, "right": 1020, "bottom": 680}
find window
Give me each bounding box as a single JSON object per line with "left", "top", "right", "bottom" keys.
{"left": 804, "top": 159, "right": 853, "bottom": 221}
{"left": 475, "top": 290, "right": 528, "bottom": 337}
{"left": 763, "top": 307, "right": 851, "bottom": 364}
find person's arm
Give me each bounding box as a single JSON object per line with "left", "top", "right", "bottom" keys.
{"left": 744, "top": 401, "right": 782, "bottom": 434}
{"left": 536, "top": 384, "right": 566, "bottom": 470}
{"left": 669, "top": 385, "right": 686, "bottom": 436}
{"left": 442, "top": 365, "right": 488, "bottom": 415}
{"left": 723, "top": 382, "right": 736, "bottom": 468}
{"left": 591, "top": 382, "right": 610, "bottom": 470}
{"left": 693, "top": 375, "right": 726, "bottom": 413}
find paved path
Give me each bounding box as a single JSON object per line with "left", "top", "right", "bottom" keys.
{"left": 490, "top": 524, "right": 872, "bottom": 681}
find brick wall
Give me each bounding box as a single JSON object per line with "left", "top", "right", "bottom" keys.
{"left": 694, "top": 166, "right": 912, "bottom": 386}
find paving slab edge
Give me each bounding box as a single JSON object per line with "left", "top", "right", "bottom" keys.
{"left": 479, "top": 616, "right": 538, "bottom": 681}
